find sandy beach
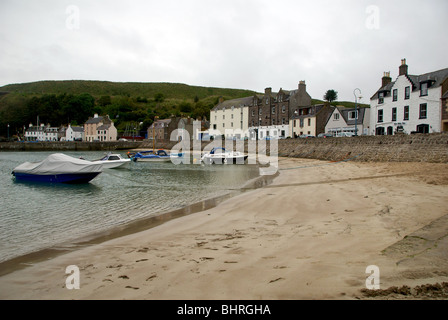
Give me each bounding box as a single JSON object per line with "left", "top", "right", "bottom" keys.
{"left": 0, "top": 157, "right": 447, "bottom": 300}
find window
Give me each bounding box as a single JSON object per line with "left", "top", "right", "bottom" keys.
{"left": 213, "top": 124, "right": 217, "bottom": 130}
{"left": 259, "top": 109, "right": 262, "bottom": 115}
{"left": 251, "top": 110, "right": 254, "bottom": 116}
{"left": 404, "top": 106, "right": 409, "bottom": 120}
{"left": 300, "top": 119, "right": 304, "bottom": 127}
{"left": 405, "top": 86, "right": 410, "bottom": 100}
{"left": 419, "top": 103, "right": 427, "bottom": 119}
{"left": 334, "top": 113, "right": 340, "bottom": 120}
{"left": 348, "top": 111, "right": 358, "bottom": 120}
{"left": 420, "top": 82, "right": 428, "bottom": 96}
{"left": 378, "top": 109, "right": 383, "bottom": 123}
{"left": 308, "top": 119, "right": 311, "bottom": 126}
{"left": 392, "top": 108, "right": 397, "bottom": 121}
{"left": 378, "top": 92, "right": 384, "bottom": 104}
{"left": 231, "top": 122, "right": 233, "bottom": 127}
{"left": 272, "top": 107, "right": 275, "bottom": 114}
{"left": 223, "top": 115, "right": 225, "bottom": 120}
{"left": 282, "top": 118, "right": 286, "bottom": 125}
{"left": 393, "top": 89, "right": 398, "bottom": 102}
{"left": 282, "top": 105, "right": 286, "bottom": 113}
{"left": 266, "top": 98, "right": 269, "bottom": 105}
{"left": 231, "top": 114, "right": 234, "bottom": 119}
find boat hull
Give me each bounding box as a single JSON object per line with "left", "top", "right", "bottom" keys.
{"left": 134, "top": 157, "right": 172, "bottom": 162}
{"left": 92, "top": 160, "right": 131, "bottom": 169}
{"left": 12, "top": 172, "right": 101, "bottom": 184}
{"left": 202, "top": 155, "right": 248, "bottom": 165}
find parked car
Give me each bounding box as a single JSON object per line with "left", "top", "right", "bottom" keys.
{"left": 336, "top": 132, "right": 355, "bottom": 137}
{"left": 299, "top": 134, "right": 315, "bottom": 138}
{"left": 317, "top": 133, "right": 333, "bottom": 138}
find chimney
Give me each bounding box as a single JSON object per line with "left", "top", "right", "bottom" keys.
{"left": 382, "top": 72, "right": 392, "bottom": 87}
{"left": 265, "top": 87, "right": 272, "bottom": 95}
{"left": 399, "top": 58, "right": 408, "bottom": 76}
{"left": 94, "top": 113, "right": 99, "bottom": 118}
{"left": 218, "top": 96, "right": 224, "bottom": 104}
{"left": 298, "top": 80, "right": 306, "bottom": 92}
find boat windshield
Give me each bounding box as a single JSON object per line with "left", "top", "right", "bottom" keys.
{"left": 210, "top": 148, "right": 226, "bottom": 154}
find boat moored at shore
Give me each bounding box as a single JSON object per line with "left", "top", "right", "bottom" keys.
{"left": 91, "top": 152, "right": 131, "bottom": 169}
{"left": 131, "top": 149, "right": 184, "bottom": 162}
{"left": 12, "top": 153, "right": 103, "bottom": 184}
{"left": 201, "top": 148, "right": 248, "bottom": 165}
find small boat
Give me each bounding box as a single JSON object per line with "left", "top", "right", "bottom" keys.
{"left": 12, "top": 153, "right": 103, "bottom": 184}
{"left": 131, "top": 149, "right": 184, "bottom": 162}
{"left": 201, "top": 148, "right": 248, "bottom": 165}
{"left": 91, "top": 152, "right": 131, "bottom": 169}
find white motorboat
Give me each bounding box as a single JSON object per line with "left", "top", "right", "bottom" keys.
{"left": 91, "top": 153, "right": 131, "bottom": 169}
{"left": 201, "top": 147, "right": 248, "bottom": 165}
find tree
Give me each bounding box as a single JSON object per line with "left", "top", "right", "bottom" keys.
{"left": 323, "top": 90, "right": 338, "bottom": 103}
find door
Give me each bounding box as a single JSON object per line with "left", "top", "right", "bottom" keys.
{"left": 416, "top": 124, "right": 429, "bottom": 134}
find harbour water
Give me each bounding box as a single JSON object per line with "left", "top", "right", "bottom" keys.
{"left": 0, "top": 151, "right": 260, "bottom": 265}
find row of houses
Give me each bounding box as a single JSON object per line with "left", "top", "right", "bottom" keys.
{"left": 209, "top": 81, "right": 370, "bottom": 140}
{"left": 24, "top": 114, "right": 117, "bottom": 142}
{"left": 208, "top": 59, "right": 448, "bottom": 139}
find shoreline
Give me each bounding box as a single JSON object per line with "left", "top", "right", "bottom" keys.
{"left": 0, "top": 157, "right": 447, "bottom": 299}
{"left": 0, "top": 163, "right": 276, "bottom": 277}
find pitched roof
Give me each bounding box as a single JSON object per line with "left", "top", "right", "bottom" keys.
{"left": 72, "top": 126, "right": 84, "bottom": 132}
{"left": 97, "top": 124, "right": 111, "bottom": 130}
{"left": 371, "top": 67, "right": 448, "bottom": 99}
{"left": 212, "top": 96, "right": 254, "bottom": 111}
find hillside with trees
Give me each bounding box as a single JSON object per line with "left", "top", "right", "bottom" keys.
{"left": 0, "top": 81, "right": 257, "bottom": 138}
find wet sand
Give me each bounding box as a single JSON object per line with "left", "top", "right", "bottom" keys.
{"left": 0, "top": 157, "right": 447, "bottom": 300}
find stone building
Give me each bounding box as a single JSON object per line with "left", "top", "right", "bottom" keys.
{"left": 290, "top": 103, "right": 333, "bottom": 137}
{"left": 84, "top": 114, "right": 117, "bottom": 142}
{"left": 247, "top": 81, "right": 313, "bottom": 140}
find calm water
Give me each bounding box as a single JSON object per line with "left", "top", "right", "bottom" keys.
{"left": 0, "top": 151, "right": 260, "bottom": 263}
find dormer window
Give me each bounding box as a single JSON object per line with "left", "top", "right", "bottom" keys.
{"left": 420, "top": 82, "right": 428, "bottom": 96}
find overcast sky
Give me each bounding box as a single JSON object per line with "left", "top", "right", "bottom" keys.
{"left": 1, "top": 0, "right": 447, "bottom": 102}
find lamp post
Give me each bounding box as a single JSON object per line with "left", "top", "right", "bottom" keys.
{"left": 7, "top": 124, "right": 10, "bottom": 141}
{"left": 353, "top": 89, "right": 362, "bottom": 136}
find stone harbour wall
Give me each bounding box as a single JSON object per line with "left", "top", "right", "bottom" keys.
{"left": 1, "top": 133, "right": 447, "bottom": 163}
{"left": 275, "top": 133, "right": 448, "bottom": 163}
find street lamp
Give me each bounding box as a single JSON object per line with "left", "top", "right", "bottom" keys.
{"left": 7, "top": 124, "right": 10, "bottom": 141}
{"left": 353, "top": 89, "right": 362, "bottom": 136}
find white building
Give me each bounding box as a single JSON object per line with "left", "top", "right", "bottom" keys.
{"left": 25, "top": 124, "right": 60, "bottom": 141}
{"left": 325, "top": 106, "right": 370, "bottom": 136}
{"left": 65, "top": 124, "right": 84, "bottom": 141}
{"left": 370, "top": 59, "right": 448, "bottom": 135}
{"left": 209, "top": 97, "right": 250, "bottom": 140}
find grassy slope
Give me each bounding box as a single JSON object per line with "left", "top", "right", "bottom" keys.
{"left": 0, "top": 80, "right": 257, "bottom": 101}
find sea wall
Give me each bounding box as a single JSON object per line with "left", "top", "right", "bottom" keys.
{"left": 276, "top": 133, "right": 448, "bottom": 163}
{"left": 1, "top": 133, "right": 447, "bottom": 163}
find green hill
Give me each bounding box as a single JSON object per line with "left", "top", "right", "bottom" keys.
{"left": 0, "top": 80, "right": 256, "bottom": 101}
{"left": 0, "top": 80, "right": 258, "bottom": 138}
{"left": 0, "top": 80, "right": 368, "bottom": 138}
